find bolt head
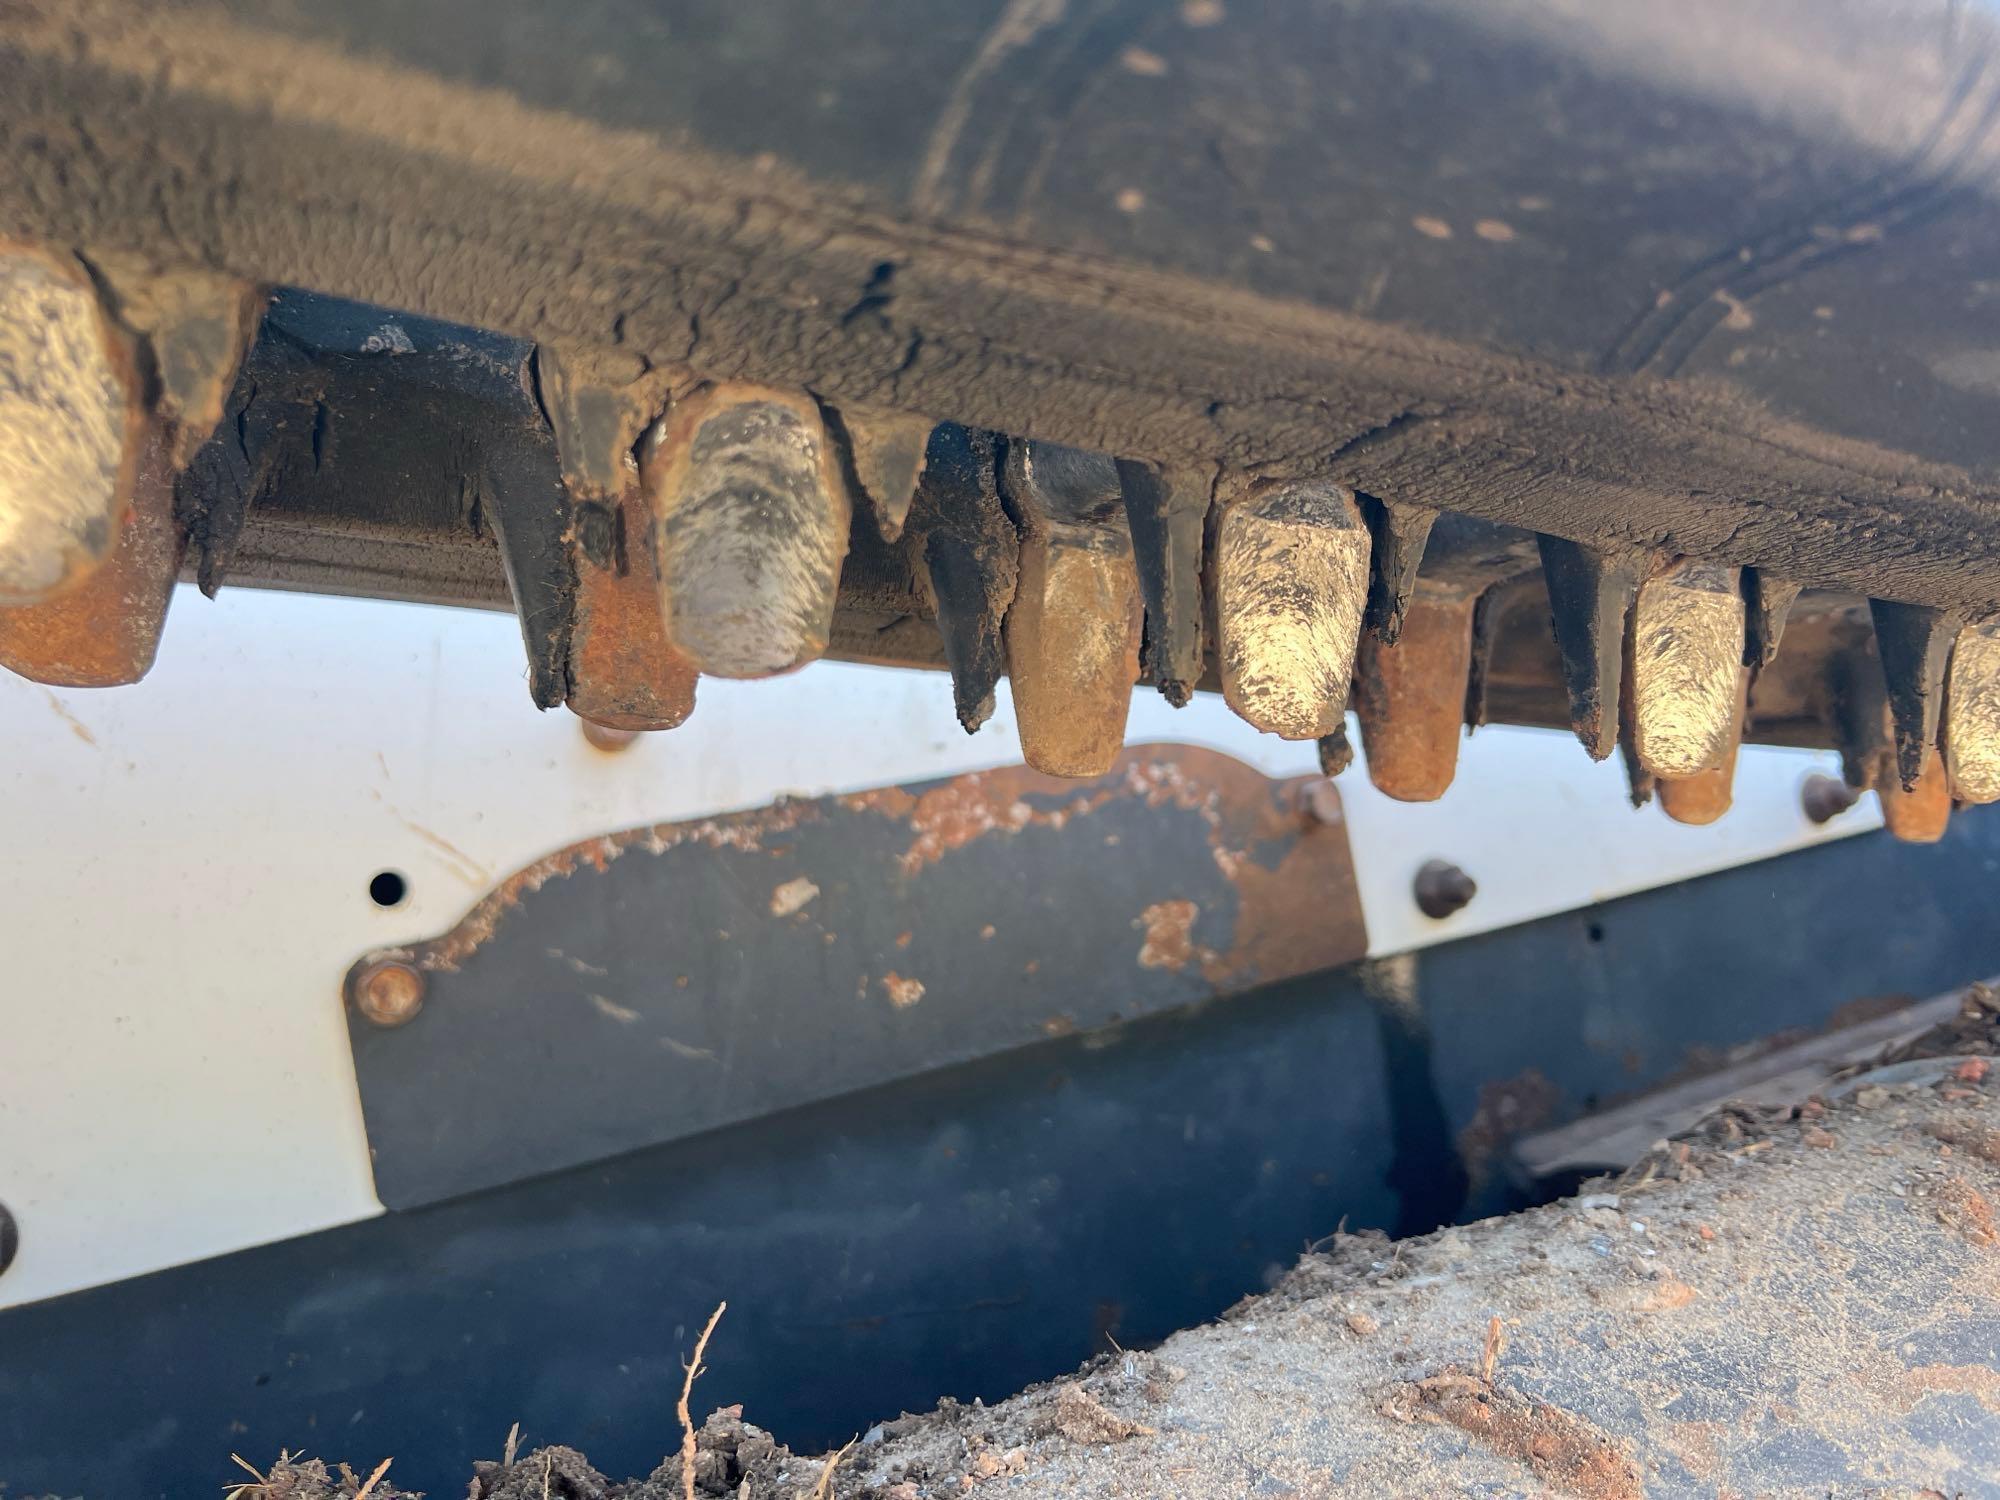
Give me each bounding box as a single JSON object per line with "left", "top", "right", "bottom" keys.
{"left": 579, "top": 717, "right": 643, "bottom": 753}
{"left": 1297, "top": 777, "right": 1344, "bottom": 826}
{"left": 1801, "top": 772, "right": 1861, "bottom": 825}
{"left": 352, "top": 960, "right": 426, "bottom": 1027}
{"left": 1413, "top": 859, "right": 1477, "bottom": 919}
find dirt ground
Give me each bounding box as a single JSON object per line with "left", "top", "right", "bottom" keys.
{"left": 238, "top": 997, "right": 2000, "bottom": 1500}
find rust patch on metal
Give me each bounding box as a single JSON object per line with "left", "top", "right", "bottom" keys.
{"left": 0, "top": 421, "right": 178, "bottom": 686}
{"left": 1005, "top": 525, "right": 1142, "bottom": 778}
{"left": 1457, "top": 1068, "right": 1563, "bottom": 1182}
{"left": 880, "top": 971, "right": 926, "bottom": 1008}
{"left": 1386, "top": 1373, "right": 1643, "bottom": 1500}
{"left": 87, "top": 252, "right": 265, "bottom": 466}
{"left": 769, "top": 876, "right": 820, "bottom": 917}
{"left": 567, "top": 489, "right": 699, "bottom": 731}
{"left": 1355, "top": 590, "right": 1477, "bottom": 802}
{"left": 347, "top": 959, "right": 426, "bottom": 1029}
{"left": 367, "top": 796, "right": 823, "bottom": 976}
{"left": 1657, "top": 665, "right": 1749, "bottom": 826}
{"left": 1136, "top": 899, "right": 1203, "bottom": 971}
{"left": 845, "top": 748, "right": 1367, "bottom": 988}
{"left": 1878, "top": 743, "right": 1952, "bottom": 843}
{"left": 355, "top": 745, "right": 1366, "bottom": 997}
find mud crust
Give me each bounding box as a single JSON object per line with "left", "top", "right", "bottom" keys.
{"left": 234, "top": 1003, "right": 2000, "bottom": 1499}
{"left": 5, "top": 0, "right": 2000, "bottom": 611}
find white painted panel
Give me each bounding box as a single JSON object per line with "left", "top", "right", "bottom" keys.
{"left": 0, "top": 587, "right": 1875, "bottom": 1307}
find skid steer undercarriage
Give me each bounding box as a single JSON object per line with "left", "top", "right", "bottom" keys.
{"left": 6, "top": 2, "right": 2000, "bottom": 1496}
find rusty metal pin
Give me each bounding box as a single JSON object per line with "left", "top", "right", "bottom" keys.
{"left": 1656, "top": 666, "right": 1749, "bottom": 825}
{"left": 1354, "top": 590, "right": 1476, "bottom": 801}
{"left": 1657, "top": 749, "right": 1741, "bottom": 827}
{"left": 643, "top": 382, "right": 851, "bottom": 679}
{"left": 567, "top": 492, "right": 700, "bottom": 731}
{"left": 0, "top": 244, "right": 143, "bottom": 605}
{"left": 1537, "top": 537, "right": 1644, "bottom": 761}
{"left": 0, "top": 253, "right": 258, "bottom": 685}
{"left": 1943, "top": 619, "right": 2000, "bottom": 805}
{"left": 1627, "top": 560, "right": 1744, "bottom": 779}
{"left": 1879, "top": 743, "right": 1953, "bottom": 843}
{"left": 538, "top": 345, "right": 700, "bottom": 728}
{"left": 0, "top": 422, "right": 179, "bottom": 687}
{"left": 1002, "top": 440, "right": 1141, "bottom": 778}
{"left": 351, "top": 959, "right": 426, "bottom": 1028}
{"left": 1213, "top": 479, "right": 1371, "bottom": 740}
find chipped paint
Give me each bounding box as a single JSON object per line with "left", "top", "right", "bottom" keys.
{"left": 769, "top": 876, "right": 821, "bottom": 917}
{"left": 588, "top": 993, "right": 641, "bottom": 1024}
{"left": 344, "top": 745, "right": 1367, "bottom": 1206}
{"left": 1136, "top": 899, "right": 1204, "bottom": 971}
{"left": 352, "top": 746, "right": 1366, "bottom": 998}
{"left": 881, "top": 972, "right": 926, "bottom": 1008}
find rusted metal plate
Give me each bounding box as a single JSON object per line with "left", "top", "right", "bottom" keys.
{"left": 344, "top": 745, "right": 1366, "bottom": 1209}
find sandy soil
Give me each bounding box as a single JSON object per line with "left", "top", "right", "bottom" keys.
{"left": 234, "top": 996, "right": 2000, "bottom": 1500}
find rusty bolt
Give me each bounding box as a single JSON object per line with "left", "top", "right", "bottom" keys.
{"left": 579, "top": 716, "right": 643, "bottom": 753}
{"left": 1413, "top": 859, "right": 1477, "bottom": 919}
{"left": 1800, "top": 772, "right": 1861, "bottom": 825}
{"left": 351, "top": 959, "right": 426, "bottom": 1027}
{"left": 1297, "top": 777, "right": 1344, "bottom": 826}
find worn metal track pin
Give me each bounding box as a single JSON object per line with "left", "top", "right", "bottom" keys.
{"left": 644, "top": 382, "right": 852, "bottom": 679}
{"left": 1003, "top": 440, "right": 1142, "bottom": 777}
{"left": 1628, "top": 560, "right": 1745, "bottom": 780}
{"left": 1656, "top": 666, "right": 1750, "bottom": 826}
{"left": 1353, "top": 591, "right": 1476, "bottom": 801}
{"left": 1213, "top": 479, "right": 1371, "bottom": 740}
{"left": 0, "top": 244, "right": 143, "bottom": 605}
{"left": 1944, "top": 619, "right": 2000, "bottom": 805}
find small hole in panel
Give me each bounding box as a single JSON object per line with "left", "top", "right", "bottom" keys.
{"left": 369, "top": 870, "right": 409, "bottom": 908}
{"left": 1586, "top": 920, "right": 1605, "bottom": 944}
